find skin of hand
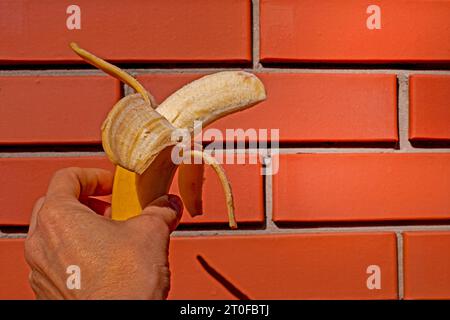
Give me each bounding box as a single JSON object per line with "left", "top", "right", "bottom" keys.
{"left": 24, "top": 167, "right": 183, "bottom": 300}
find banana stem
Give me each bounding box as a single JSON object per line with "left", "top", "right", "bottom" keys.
{"left": 69, "top": 42, "right": 151, "bottom": 104}
{"left": 185, "top": 150, "right": 237, "bottom": 229}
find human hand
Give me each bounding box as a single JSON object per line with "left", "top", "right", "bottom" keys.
{"left": 24, "top": 167, "right": 183, "bottom": 300}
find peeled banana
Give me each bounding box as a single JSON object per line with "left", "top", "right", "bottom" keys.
{"left": 70, "top": 42, "right": 266, "bottom": 229}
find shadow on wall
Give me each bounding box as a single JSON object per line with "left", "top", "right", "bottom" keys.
{"left": 196, "top": 255, "right": 251, "bottom": 300}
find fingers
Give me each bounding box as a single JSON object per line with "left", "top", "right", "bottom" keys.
{"left": 47, "top": 167, "right": 113, "bottom": 199}
{"left": 142, "top": 194, "right": 184, "bottom": 233}
{"left": 124, "top": 194, "right": 183, "bottom": 270}
{"left": 84, "top": 196, "right": 112, "bottom": 216}
{"left": 103, "top": 206, "right": 112, "bottom": 219}
{"left": 149, "top": 264, "right": 171, "bottom": 300}
{"left": 29, "top": 270, "right": 64, "bottom": 300}
{"left": 127, "top": 194, "right": 183, "bottom": 233}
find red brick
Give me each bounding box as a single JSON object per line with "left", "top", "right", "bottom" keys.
{"left": 137, "top": 73, "right": 398, "bottom": 143}
{"left": 0, "top": 233, "right": 398, "bottom": 299}
{"left": 0, "top": 239, "right": 33, "bottom": 299}
{"left": 260, "top": 0, "right": 450, "bottom": 64}
{"left": 404, "top": 232, "right": 450, "bottom": 299}
{"left": 273, "top": 153, "right": 450, "bottom": 223}
{"left": 0, "top": 156, "right": 113, "bottom": 226}
{"left": 0, "top": 76, "right": 120, "bottom": 144}
{"left": 410, "top": 75, "right": 450, "bottom": 142}
{"left": 171, "top": 154, "right": 264, "bottom": 226}
{"left": 168, "top": 233, "right": 398, "bottom": 299}
{"left": 0, "top": 156, "right": 263, "bottom": 227}
{"left": 0, "top": 0, "right": 251, "bottom": 63}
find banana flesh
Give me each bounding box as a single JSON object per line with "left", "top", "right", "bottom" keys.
{"left": 157, "top": 71, "right": 266, "bottom": 130}
{"left": 70, "top": 42, "right": 266, "bottom": 229}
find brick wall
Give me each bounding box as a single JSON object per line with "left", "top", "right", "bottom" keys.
{"left": 0, "top": 0, "right": 450, "bottom": 300}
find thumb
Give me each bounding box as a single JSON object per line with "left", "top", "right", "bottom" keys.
{"left": 138, "top": 194, "right": 184, "bottom": 233}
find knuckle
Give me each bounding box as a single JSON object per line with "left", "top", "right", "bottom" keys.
{"left": 35, "top": 199, "right": 62, "bottom": 225}
{"left": 125, "top": 213, "right": 170, "bottom": 243}
{"left": 24, "top": 237, "right": 34, "bottom": 257}
{"left": 139, "top": 213, "right": 170, "bottom": 233}
{"left": 29, "top": 271, "right": 37, "bottom": 284}
{"left": 36, "top": 196, "right": 46, "bottom": 204}
{"left": 52, "top": 168, "right": 68, "bottom": 180}
{"left": 29, "top": 273, "right": 40, "bottom": 294}
{"left": 24, "top": 237, "right": 39, "bottom": 267}
{"left": 53, "top": 166, "right": 80, "bottom": 180}
{"left": 65, "top": 166, "right": 83, "bottom": 175}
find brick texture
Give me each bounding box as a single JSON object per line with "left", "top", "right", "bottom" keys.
{"left": 260, "top": 0, "right": 450, "bottom": 63}
{"left": 0, "top": 0, "right": 251, "bottom": 63}
{"left": 0, "top": 1, "right": 449, "bottom": 300}
{"left": 0, "top": 239, "right": 33, "bottom": 299}
{"left": 404, "top": 232, "right": 450, "bottom": 299}
{"left": 0, "top": 76, "right": 120, "bottom": 144}
{"left": 169, "top": 233, "right": 398, "bottom": 299}
{"left": 0, "top": 156, "right": 263, "bottom": 226}
{"left": 273, "top": 153, "right": 450, "bottom": 223}
{"left": 409, "top": 75, "right": 450, "bottom": 142}
{"left": 0, "top": 156, "right": 113, "bottom": 226}
{"left": 0, "top": 233, "right": 398, "bottom": 300}
{"left": 137, "top": 73, "right": 398, "bottom": 143}
{"left": 173, "top": 155, "right": 264, "bottom": 226}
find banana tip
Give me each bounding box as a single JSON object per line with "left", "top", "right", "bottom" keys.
{"left": 69, "top": 42, "right": 79, "bottom": 51}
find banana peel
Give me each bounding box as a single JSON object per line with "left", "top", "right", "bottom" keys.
{"left": 70, "top": 43, "right": 266, "bottom": 229}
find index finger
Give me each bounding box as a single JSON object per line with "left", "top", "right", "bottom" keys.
{"left": 46, "top": 167, "right": 114, "bottom": 199}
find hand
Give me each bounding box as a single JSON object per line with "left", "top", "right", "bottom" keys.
{"left": 24, "top": 167, "right": 183, "bottom": 300}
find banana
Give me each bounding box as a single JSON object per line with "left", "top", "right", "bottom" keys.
{"left": 70, "top": 42, "right": 266, "bottom": 228}
{"left": 177, "top": 149, "right": 204, "bottom": 217}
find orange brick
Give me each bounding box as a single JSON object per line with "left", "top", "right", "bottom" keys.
{"left": 0, "top": 156, "right": 113, "bottom": 226}
{"left": 0, "top": 233, "right": 397, "bottom": 299}
{"left": 171, "top": 155, "right": 264, "bottom": 226}
{"left": 168, "top": 233, "right": 398, "bottom": 299}
{"left": 410, "top": 75, "right": 450, "bottom": 142}
{"left": 0, "top": 239, "right": 33, "bottom": 299}
{"left": 0, "top": 156, "right": 263, "bottom": 227}
{"left": 273, "top": 153, "right": 450, "bottom": 223}
{"left": 137, "top": 73, "right": 398, "bottom": 143}
{"left": 404, "top": 232, "right": 450, "bottom": 299}
{"left": 0, "top": 0, "right": 251, "bottom": 63}
{"left": 0, "top": 76, "right": 120, "bottom": 144}
{"left": 260, "top": 0, "right": 450, "bottom": 63}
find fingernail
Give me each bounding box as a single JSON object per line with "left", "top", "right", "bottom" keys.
{"left": 167, "top": 194, "right": 183, "bottom": 215}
